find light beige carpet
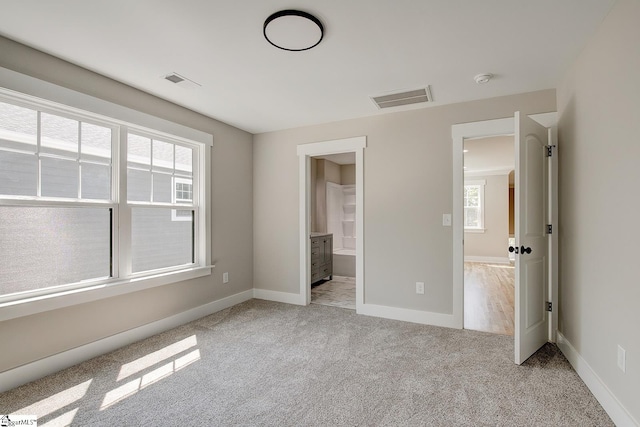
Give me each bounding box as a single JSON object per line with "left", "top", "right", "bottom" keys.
{"left": 0, "top": 300, "right": 612, "bottom": 426}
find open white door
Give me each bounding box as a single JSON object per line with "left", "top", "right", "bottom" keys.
{"left": 514, "top": 112, "right": 549, "bottom": 364}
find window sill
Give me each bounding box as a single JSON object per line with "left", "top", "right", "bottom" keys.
{"left": 0, "top": 266, "right": 213, "bottom": 322}
{"left": 464, "top": 228, "right": 486, "bottom": 234}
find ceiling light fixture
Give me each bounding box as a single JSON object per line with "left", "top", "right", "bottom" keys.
{"left": 264, "top": 10, "right": 324, "bottom": 51}
{"left": 474, "top": 73, "right": 493, "bottom": 84}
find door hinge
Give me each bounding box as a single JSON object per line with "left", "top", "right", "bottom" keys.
{"left": 545, "top": 145, "right": 555, "bottom": 157}
{"left": 546, "top": 301, "right": 553, "bottom": 312}
{"left": 547, "top": 224, "right": 553, "bottom": 234}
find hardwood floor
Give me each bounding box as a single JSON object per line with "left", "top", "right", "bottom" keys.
{"left": 312, "top": 266, "right": 513, "bottom": 334}
{"left": 464, "top": 262, "right": 515, "bottom": 336}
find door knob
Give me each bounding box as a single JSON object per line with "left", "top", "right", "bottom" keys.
{"left": 520, "top": 246, "right": 532, "bottom": 254}
{"left": 509, "top": 246, "right": 519, "bottom": 254}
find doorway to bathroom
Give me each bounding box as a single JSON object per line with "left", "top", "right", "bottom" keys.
{"left": 310, "top": 154, "right": 357, "bottom": 309}
{"left": 297, "top": 136, "right": 366, "bottom": 310}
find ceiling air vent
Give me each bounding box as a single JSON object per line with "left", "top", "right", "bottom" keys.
{"left": 163, "top": 72, "right": 201, "bottom": 89}
{"left": 371, "top": 86, "right": 433, "bottom": 109}
{"left": 165, "top": 73, "right": 185, "bottom": 84}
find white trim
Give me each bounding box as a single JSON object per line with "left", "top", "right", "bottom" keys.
{"left": 530, "top": 113, "right": 559, "bottom": 343}
{"left": 464, "top": 168, "right": 513, "bottom": 177}
{"left": 0, "top": 266, "right": 213, "bottom": 322}
{"left": 547, "top": 127, "right": 558, "bottom": 342}
{"left": 359, "top": 303, "right": 456, "bottom": 329}
{"left": 296, "top": 136, "right": 365, "bottom": 157}
{"left": 452, "top": 117, "right": 514, "bottom": 330}
{"left": 299, "top": 153, "right": 311, "bottom": 304}
{"left": 452, "top": 117, "right": 514, "bottom": 140}
{"left": 557, "top": 332, "right": 639, "bottom": 427}
{"left": 463, "top": 228, "right": 486, "bottom": 233}
{"left": 453, "top": 116, "right": 558, "bottom": 343}
{"left": 253, "top": 288, "right": 305, "bottom": 305}
{"left": 464, "top": 256, "right": 511, "bottom": 264}
{"left": 297, "top": 136, "right": 366, "bottom": 310}
{"left": 530, "top": 112, "right": 558, "bottom": 129}
{"left": 0, "top": 69, "right": 213, "bottom": 316}
{"left": 0, "top": 289, "right": 253, "bottom": 393}
{"left": 202, "top": 144, "right": 212, "bottom": 269}
{"left": 0, "top": 67, "right": 212, "bottom": 146}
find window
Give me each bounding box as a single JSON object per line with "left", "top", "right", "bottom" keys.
{"left": 0, "top": 89, "right": 210, "bottom": 307}
{"left": 175, "top": 179, "right": 193, "bottom": 202}
{"left": 127, "top": 132, "right": 196, "bottom": 273}
{"left": 172, "top": 177, "right": 194, "bottom": 222}
{"left": 464, "top": 180, "right": 485, "bottom": 231}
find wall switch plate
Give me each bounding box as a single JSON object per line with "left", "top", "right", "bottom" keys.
{"left": 223, "top": 272, "right": 229, "bottom": 284}
{"left": 617, "top": 345, "right": 626, "bottom": 373}
{"left": 442, "top": 214, "right": 452, "bottom": 226}
{"left": 416, "top": 282, "right": 425, "bottom": 294}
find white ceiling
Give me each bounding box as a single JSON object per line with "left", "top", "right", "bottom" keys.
{"left": 0, "top": 1, "right": 614, "bottom": 134}
{"left": 315, "top": 152, "right": 355, "bottom": 165}
{"left": 464, "top": 135, "right": 514, "bottom": 175}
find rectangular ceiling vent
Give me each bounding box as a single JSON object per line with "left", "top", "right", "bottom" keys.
{"left": 163, "top": 72, "right": 201, "bottom": 89}
{"left": 165, "top": 73, "right": 185, "bottom": 84}
{"left": 371, "top": 86, "right": 433, "bottom": 109}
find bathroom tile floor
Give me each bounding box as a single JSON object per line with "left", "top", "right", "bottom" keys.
{"left": 311, "top": 276, "right": 356, "bottom": 310}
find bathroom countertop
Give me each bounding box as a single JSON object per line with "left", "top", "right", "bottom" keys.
{"left": 310, "top": 232, "right": 333, "bottom": 237}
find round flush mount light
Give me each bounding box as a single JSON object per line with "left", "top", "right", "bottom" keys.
{"left": 264, "top": 10, "right": 324, "bottom": 51}
{"left": 474, "top": 73, "right": 493, "bottom": 84}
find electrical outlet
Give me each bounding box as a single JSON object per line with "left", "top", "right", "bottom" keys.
{"left": 416, "top": 282, "right": 425, "bottom": 295}
{"left": 223, "top": 272, "right": 229, "bottom": 284}
{"left": 617, "top": 345, "right": 626, "bottom": 373}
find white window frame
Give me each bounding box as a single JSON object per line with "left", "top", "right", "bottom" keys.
{"left": 463, "top": 179, "right": 485, "bottom": 232}
{"left": 0, "top": 71, "right": 212, "bottom": 322}
{"left": 122, "top": 126, "right": 202, "bottom": 278}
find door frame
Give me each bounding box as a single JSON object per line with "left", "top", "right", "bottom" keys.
{"left": 451, "top": 115, "right": 557, "bottom": 340}
{"left": 297, "top": 136, "right": 366, "bottom": 308}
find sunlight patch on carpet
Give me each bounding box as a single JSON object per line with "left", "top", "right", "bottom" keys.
{"left": 117, "top": 335, "right": 198, "bottom": 381}
{"left": 101, "top": 349, "right": 201, "bottom": 410}
{"left": 17, "top": 379, "right": 92, "bottom": 419}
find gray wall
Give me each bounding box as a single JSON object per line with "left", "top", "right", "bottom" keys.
{"left": 464, "top": 174, "right": 510, "bottom": 259}
{"left": 254, "top": 90, "right": 555, "bottom": 313}
{"left": 0, "top": 37, "right": 253, "bottom": 372}
{"left": 557, "top": 0, "right": 640, "bottom": 420}
{"left": 340, "top": 164, "right": 356, "bottom": 185}
{"left": 310, "top": 158, "right": 342, "bottom": 233}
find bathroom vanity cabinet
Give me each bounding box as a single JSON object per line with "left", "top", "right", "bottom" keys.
{"left": 311, "top": 233, "right": 333, "bottom": 284}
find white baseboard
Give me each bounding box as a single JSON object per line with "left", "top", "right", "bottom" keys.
{"left": 358, "top": 303, "right": 457, "bottom": 329}
{"left": 253, "top": 288, "right": 305, "bottom": 305}
{"left": 557, "top": 332, "right": 638, "bottom": 427}
{"left": 0, "top": 289, "right": 253, "bottom": 393}
{"left": 251, "top": 289, "right": 458, "bottom": 330}
{"left": 464, "top": 256, "right": 511, "bottom": 264}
